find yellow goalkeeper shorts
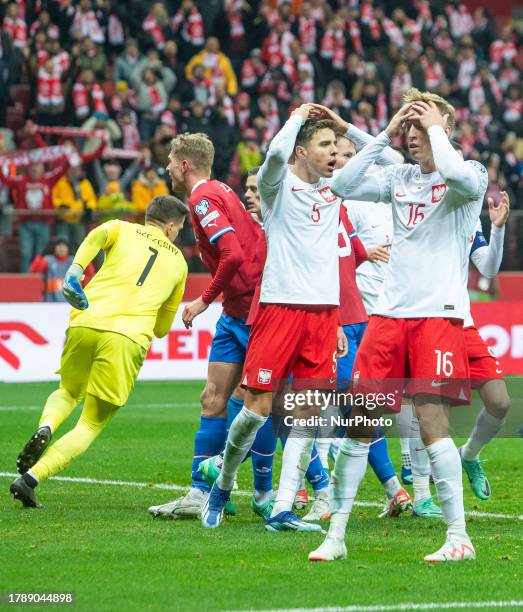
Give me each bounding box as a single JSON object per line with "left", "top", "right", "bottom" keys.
{"left": 57, "top": 326, "right": 147, "bottom": 406}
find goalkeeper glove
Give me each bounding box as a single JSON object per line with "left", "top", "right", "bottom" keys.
{"left": 63, "top": 263, "right": 89, "bottom": 310}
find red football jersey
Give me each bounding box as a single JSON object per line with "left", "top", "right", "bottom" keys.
{"left": 189, "top": 179, "right": 263, "bottom": 318}
{"left": 246, "top": 229, "right": 267, "bottom": 326}
{"left": 338, "top": 204, "right": 369, "bottom": 326}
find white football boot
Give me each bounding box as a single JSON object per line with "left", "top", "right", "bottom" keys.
{"left": 308, "top": 536, "right": 347, "bottom": 561}
{"left": 302, "top": 489, "right": 330, "bottom": 521}
{"left": 424, "top": 534, "right": 476, "bottom": 563}
{"left": 148, "top": 488, "right": 207, "bottom": 519}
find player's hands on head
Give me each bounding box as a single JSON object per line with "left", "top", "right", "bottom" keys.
{"left": 488, "top": 191, "right": 510, "bottom": 228}
{"left": 291, "top": 104, "right": 320, "bottom": 122}
{"left": 408, "top": 100, "right": 448, "bottom": 132}
{"left": 385, "top": 104, "right": 416, "bottom": 139}
{"left": 309, "top": 104, "right": 350, "bottom": 132}
{"left": 367, "top": 244, "right": 390, "bottom": 264}
{"left": 63, "top": 263, "right": 89, "bottom": 310}
{"left": 336, "top": 326, "right": 348, "bottom": 359}
{"left": 182, "top": 296, "right": 209, "bottom": 329}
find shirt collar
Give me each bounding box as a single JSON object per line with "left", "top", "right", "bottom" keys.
{"left": 191, "top": 178, "right": 208, "bottom": 194}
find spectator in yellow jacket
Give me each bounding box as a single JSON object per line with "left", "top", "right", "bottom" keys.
{"left": 131, "top": 166, "right": 170, "bottom": 213}
{"left": 185, "top": 37, "right": 238, "bottom": 96}
{"left": 52, "top": 166, "right": 97, "bottom": 251}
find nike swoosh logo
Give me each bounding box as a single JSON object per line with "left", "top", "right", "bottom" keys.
{"left": 292, "top": 187, "right": 305, "bottom": 192}
{"left": 415, "top": 448, "right": 425, "bottom": 452}
{"left": 431, "top": 380, "right": 450, "bottom": 387}
{"left": 395, "top": 192, "right": 407, "bottom": 197}
{"left": 371, "top": 224, "right": 381, "bottom": 228}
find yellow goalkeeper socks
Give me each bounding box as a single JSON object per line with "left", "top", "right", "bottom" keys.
{"left": 31, "top": 394, "right": 119, "bottom": 484}
{"left": 39, "top": 388, "right": 78, "bottom": 434}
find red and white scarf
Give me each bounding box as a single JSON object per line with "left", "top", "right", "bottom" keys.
{"left": 143, "top": 15, "right": 165, "bottom": 49}
{"left": 299, "top": 16, "right": 316, "bottom": 54}
{"left": 148, "top": 86, "right": 165, "bottom": 115}
{"left": 489, "top": 39, "right": 517, "bottom": 69}
{"left": 258, "top": 95, "right": 280, "bottom": 141}
{"left": 420, "top": 56, "right": 444, "bottom": 89}
{"left": 348, "top": 19, "right": 362, "bottom": 55}
{"left": 390, "top": 72, "right": 412, "bottom": 109}
{"left": 72, "top": 9, "right": 104, "bottom": 44}
{"left": 382, "top": 18, "right": 403, "bottom": 47}
{"left": 122, "top": 123, "right": 141, "bottom": 151}
{"left": 3, "top": 16, "right": 27, "bottom": 48}
{"left": 503, "top": 99, "right": 523, "bottom": 123}
{"left": 172, "top": 6, "right": 204, "bottom": 46}
{"left": 73, "top": 82, "right": 107, "bottom": 119}
{"left": 241, "top": 58, "right": 265, "bottom": 88}
{"left": 469, "top": 74, "right": 502, "bottom": 113}
{"left": 38, "top": 50, "right": 70, "bottom": 77}
{"left": 37, "top": 68, "right": 64, "bottom": 107}
{"left": 108, "top": 13, "right": 124, "bottom": 46}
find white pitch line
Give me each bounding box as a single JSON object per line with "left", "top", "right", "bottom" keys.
{"left": 1, "top": 472, "right": 522, "bottom": 521}
{"left": 229, "top": 602, "right": 523, "bottom": 612}
{"left": 0, "top": 402, "right": 200, "bottom": 412}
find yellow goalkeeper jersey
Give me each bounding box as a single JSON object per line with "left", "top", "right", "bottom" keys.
{"left": 70, "top": 220, "right": 187, "bottom": 349}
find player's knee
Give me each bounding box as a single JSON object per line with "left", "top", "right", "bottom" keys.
{"left": 486, "top": 396, "right": 511, "bottom": 419}
{"left": 200, "top": 383, "right": 227, "bottom": 418}
{"left": 59, "top": 385, "right": 82, "bottom": 405}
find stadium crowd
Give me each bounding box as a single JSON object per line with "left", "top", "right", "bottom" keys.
{"left": 0, "top": 0, "right": 522, "bottom": 277}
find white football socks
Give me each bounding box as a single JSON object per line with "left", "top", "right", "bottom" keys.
{"left": 217, "top": 407, "right": 267, "bottom": 491}
{"left": 383, "top": 475, "right": 402, "bottom": 500}
{"left": 271, "top": 427, "right": 315, "bottom": 516}
{"left": 396, "top": 402, "right": 413, "bottom": 468}
{"left": 462, "top": 407, "right": 506, "bottom": 461}
{"left": 425, "top": 438, "right": 466, "bottom": 537}
{"left": 327, "top": 438, "right": 370, "bottom": 540}
{"left": 314, "top": 437, "right": 331, "bottom": 471}
{"left": 409, "top": 413, "right": 431, "bottom": 503}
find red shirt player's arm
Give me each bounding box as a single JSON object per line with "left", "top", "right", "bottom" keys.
{"left": 352, "top": 233, "right": 368, "bottom": 267}
{"left": 201, "top": 231, "right": 244, "bottom": 305}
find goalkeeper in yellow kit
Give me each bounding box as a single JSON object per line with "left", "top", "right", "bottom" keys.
{"left": 10, "top": 195, "right": 189, "bottom": 508}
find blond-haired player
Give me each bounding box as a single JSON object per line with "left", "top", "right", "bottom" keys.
{"left": 11, "top": 195, "right": 189, "bottom": 508}
{"left": 309, "top": 89, "right": 487, "bottom": 562}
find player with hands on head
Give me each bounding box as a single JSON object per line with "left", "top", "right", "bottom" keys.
{"left": 309, "top": 89, "right": 488, "bottom": 563}
{"left": 200, "top": 102, "right": 353, "bottom": 532}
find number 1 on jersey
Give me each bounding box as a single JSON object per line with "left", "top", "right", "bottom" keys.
{"left": 137, "top": 247, "right": 159, "bottom": 286}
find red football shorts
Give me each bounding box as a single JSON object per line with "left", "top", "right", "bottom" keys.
{"left": 352, "top": 315, "right": 471, "bottom": 412}
{"left": 464, "top": 325, "right": 504, "bottom": 388}
{"left": 242, "top": 303, "right": 338, "bottom": 391}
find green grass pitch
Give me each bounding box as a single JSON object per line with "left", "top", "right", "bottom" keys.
{"left": 1, "top": 380, "right": 522, "bottom": 612}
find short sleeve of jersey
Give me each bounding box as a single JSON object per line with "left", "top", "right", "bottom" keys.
{"left": 376, "top": 164, "right": 401, "bottom": 203}
{"left": 192, "top": 196, "right": 235, "bottom": 244}
{"left": 466, "top": 160, "right": 489, "bottom": 200}
{"left": 162, "top": 257, "right": 188, "bottom": 312}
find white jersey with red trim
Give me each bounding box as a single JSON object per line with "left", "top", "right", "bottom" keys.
{"left": 259, "top": 167, "right": 340, "bottom": 305}
{"left": 372, "top": 161, "right": 487, "bottom": 319}
{"left": 346, "top": 200, "right": 392, "bottom": 314}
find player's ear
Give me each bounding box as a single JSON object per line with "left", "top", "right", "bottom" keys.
{"left": 295, "top": 145, "right": 306, "bottom": 160}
